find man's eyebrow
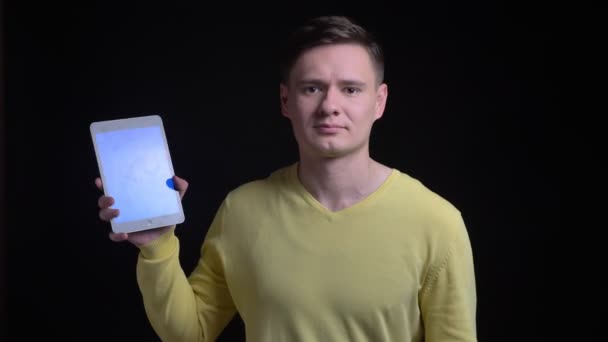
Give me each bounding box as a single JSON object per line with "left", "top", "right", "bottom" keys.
{"left": 338, "top": 79, "right": 366, "bottom": 87}
{"left": 296, "top": 79, "right": 367, "bottom": 86}
{"left": 296, "top": 79, "right": 326, "bottom": 85}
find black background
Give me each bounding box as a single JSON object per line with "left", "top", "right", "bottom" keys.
{"left": 3, "top": 1, "right": 553, "bottom": 341}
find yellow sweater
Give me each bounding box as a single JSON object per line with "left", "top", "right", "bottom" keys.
{"left": 136, "top": 163, "right": 477, "bottom": 341}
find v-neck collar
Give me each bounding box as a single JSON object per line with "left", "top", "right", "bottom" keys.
{"left": 287, "top": 162, "right": 399, "bottom": 219}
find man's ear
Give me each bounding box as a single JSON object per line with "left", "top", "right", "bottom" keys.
{"left": 280, "top": 83, "right": 289, "bottom": 118}
{"left": 373, "top": 83, "right": 388, "bottom": 121}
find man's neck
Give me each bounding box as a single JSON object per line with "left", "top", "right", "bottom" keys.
{"left": 297, "top": 150, "right": 392, "bottom": 212}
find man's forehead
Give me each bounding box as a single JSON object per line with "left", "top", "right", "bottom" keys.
{"left": 296, "top": 44, "right": 373, "bottom": 66}
{"left": 290, "top": 45, "right": 376, "bottom": 82}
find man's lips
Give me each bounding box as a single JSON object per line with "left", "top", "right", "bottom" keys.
{"left": 314, "top": 124, "right": 345, "bottom": 133}
{"left": 314, "top": 124, "right": 344, "bottom": 129}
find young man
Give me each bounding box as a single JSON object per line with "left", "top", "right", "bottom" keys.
{"left": 97, "top": 15, "right": 477, "bottom": 341}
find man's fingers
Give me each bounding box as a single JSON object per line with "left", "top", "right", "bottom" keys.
{"left": 109, "top": 232, "right": 128, "bottom": 242}
{"left": 95, "top": 177, "right": 103, "bottom": 191}
{"left": 173, "top": 176, "right": 189, "bottom": 199}
{"left": 98, "top": 195, "right": 115, "bottom": 209}
{"left": 99, "top": 208, "right": 120, "bottom": 221}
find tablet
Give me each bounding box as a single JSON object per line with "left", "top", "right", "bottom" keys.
{"left": 90, "top": 115, "right": 185, "bottom": 233}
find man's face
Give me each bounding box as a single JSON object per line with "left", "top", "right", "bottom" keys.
{"left": 280, "top": 43, "right": 388, "bottom": 159}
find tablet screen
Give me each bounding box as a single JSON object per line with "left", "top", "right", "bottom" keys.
{"left": 95, "top": 126, "right": 180, "bottom": 223}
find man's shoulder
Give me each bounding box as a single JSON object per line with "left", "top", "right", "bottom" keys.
{"left": 385, "top": 170, "right": 471, "bottom": 256}
{"left": 225, "top": 163, "right": 295, "bottom": 203}
{"left": 389, "top": 168, "right": 464, "bottom": 229}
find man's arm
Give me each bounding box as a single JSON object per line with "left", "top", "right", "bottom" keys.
{"left": 95, "top": 176, "right": 236, "bottom": 341}
{"left": 136, "top": 202, "right": 236, "bottom": 342}
{"left": 419, "top": 215, "right": 477, "bottom": 341}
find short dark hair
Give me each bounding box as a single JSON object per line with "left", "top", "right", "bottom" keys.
{"left": 279, "top": 16, "right": 385, "bottom": 85}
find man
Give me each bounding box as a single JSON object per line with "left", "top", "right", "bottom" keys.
{"left": 96, "top": 15, "right": 477, "bottom": 341}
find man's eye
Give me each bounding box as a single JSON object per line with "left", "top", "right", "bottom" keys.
{"left": 345, "top": 87, "right": 361, "bottom": 94}
{"left": 304, "top": 86, "right": 321, "bottom": 93}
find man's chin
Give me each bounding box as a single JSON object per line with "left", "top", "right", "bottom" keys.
{"left": 318, "top": 147, "right": 347, "bottom": 159}
{"left": 320, "top": 152, "right": 341, "bottom": 158}
{"left": 300, "top": 141, "right": 358, "bottom": 159}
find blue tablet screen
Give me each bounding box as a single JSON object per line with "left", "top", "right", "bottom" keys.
{"left": 95, "top": 127, "right": 179, "bottom": 223}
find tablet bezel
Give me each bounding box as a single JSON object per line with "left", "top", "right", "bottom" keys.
{"left": 90, "top": 115, "right": 185, "bottom": 233}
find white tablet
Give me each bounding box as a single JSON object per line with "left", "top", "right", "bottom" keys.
{"left": 90, "top": 115, "right": 185, "bottom": 233}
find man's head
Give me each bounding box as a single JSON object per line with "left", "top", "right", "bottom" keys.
{"left": 279, "top": 16, "right": 388, "bottom": 159}
{"left": 279, "top": 16, "right": 384, "bottom": 86}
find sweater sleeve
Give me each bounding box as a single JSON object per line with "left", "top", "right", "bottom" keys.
{"left": 419, "top": 214, "right": 477, "bottom": 341}
{"left": 135, "top": 201, "right": 237, "bottom": 342}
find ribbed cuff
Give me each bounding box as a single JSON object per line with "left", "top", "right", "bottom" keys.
{"left": 138, "top": 227, "right": 177, "bottom": 260}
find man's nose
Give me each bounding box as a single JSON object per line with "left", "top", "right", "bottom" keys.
{"left": 318, "top": 87, "right": 340, "bottom": 116}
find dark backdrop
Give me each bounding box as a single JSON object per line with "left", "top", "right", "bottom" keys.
{"left": 3, "top": 1, "right": 553, "bottom": 341}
